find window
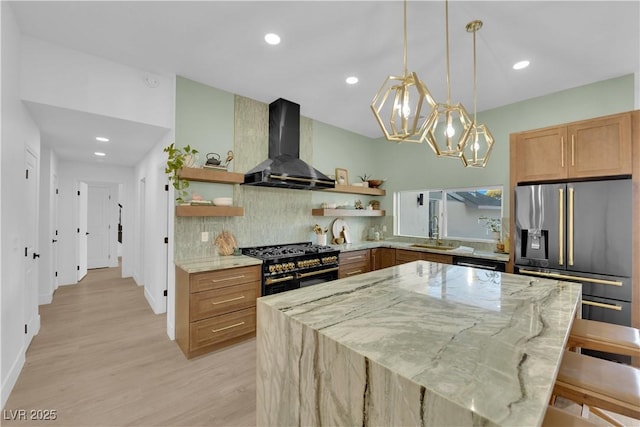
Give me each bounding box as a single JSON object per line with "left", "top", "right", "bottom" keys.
{"left": 395, "top": 186, "right": 503, "bottom": 241}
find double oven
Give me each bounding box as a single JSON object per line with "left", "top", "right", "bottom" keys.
{"left": 241, "top": 242, "right": 340, "bottom": 296}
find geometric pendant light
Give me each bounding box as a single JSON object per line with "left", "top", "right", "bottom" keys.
{"left": 371, "top": 0, "right": 436, "bottom": 143}
{"left": 423, "top": 0, "right": 473, "bottom": 158}
{"left": 461, "top": 20, "right": 495, "bottom": 168}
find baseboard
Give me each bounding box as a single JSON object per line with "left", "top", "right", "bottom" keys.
{"left": 39, "top": 291, "right": 53, "bottom": 305}
{"left": 167, "top": 323, "right": 175, "bottom": 341}
{"left": 26, "top": 314, "right": 41, "bottom": 344}
{"left": 143, "top": 287, "right": 166, "bottom": 315}
{"left": 1, "top": 347, "right": 25, "bottom": 409}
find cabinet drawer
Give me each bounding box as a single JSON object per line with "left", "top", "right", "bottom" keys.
{"left": 190, "top": 307, "right": 256, "bottom": 351}
{"left": 339, "top": 250, "right": 370, "bottom": 265}
{"left": 190, "top": 281, "right": 259, "bottom": 322}
{"left": 395, "top": 249, "right": 423, "bottom": 264}
{"left": 190, "top": 265, "right": 260, "bottom": 293}
{"left": 422, "top": 253, "right": 453, "bottom": 264}
{"left": 339, "top": 261, "right": 370, "bottom": 279}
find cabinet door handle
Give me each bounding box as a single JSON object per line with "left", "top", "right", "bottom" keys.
{"left": 582, "top": 300, "right": 622, "bottom": 312}
{"left": 456, "top": 262, "right": 496, "bottom": 270}
{"left": 211, "top": 275, "right": 245, "bottom": 283}
{"left": 346, "top": 270, "right": 362, "bottom": 276}
{"left": 211, "top": 295, "right": 245, "bottom": 305}
{"left": 265, "top": 275, "right": 294, "bottom": 285}
{"left": 571, "top": 134, "right": 575, "bottom": 166}
{"left": 211, "top": 321, "right": 245, "bottom": 333}
{"left": 560, "top": 136, "right": 565, "bottom": 167}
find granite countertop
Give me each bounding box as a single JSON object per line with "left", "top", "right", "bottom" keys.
{"left": 332, "top": 240, "right": 510, "bottom": 262}
{"left": 256, "top": 261, "right": 581, "bottom": 426}
{"left": 174, "top": 255, "right": 262, "bottom": 273}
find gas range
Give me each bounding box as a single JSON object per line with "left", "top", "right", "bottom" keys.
{"left": 241, "top": 242, "right": 340, "bottom": 296}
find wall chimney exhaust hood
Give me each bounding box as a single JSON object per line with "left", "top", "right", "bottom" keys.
{"left": 243, "top": 98, "right": 335, "bottom": 190}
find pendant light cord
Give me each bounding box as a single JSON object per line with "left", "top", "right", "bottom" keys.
{"left": 445, "top": 0, "right": 451, "bottom": 104}
{"left": 473, "top": 25, "right": 477, "bottom": 124}
{"left": 403, "top": 0, "right": 408, "bottom": 77}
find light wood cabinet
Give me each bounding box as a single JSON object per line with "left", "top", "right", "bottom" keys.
{"left": 175, "top": 264, "right": 260, "bottom": 359}
{"left": 513, "top": 112, "right": 632, "bottom": 183}
{"left": 339, "top": 250, "right": 370, "bottom": 278}
{"left": 395, "top": 249, "right": 453, "bottom": 265}
{"left": 371, "top": 248, "right": 396, "bottom": 270}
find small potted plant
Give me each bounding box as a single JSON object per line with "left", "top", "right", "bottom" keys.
{"left": 164, "top": 143, "right": 198, "bottom": 203}
{"left": 478, "top": 216, "right": 501, "bottom": 241}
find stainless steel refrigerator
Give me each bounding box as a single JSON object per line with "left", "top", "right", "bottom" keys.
{"left": 514, "top": 178, "right": 633, "bottom": 362}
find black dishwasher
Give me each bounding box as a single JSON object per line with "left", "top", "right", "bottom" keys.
{"left": 452, "top": 256, "right": 506, "bottom": 272}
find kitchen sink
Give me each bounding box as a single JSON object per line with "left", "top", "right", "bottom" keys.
{"left": 410, "top": 243, "right": 456, "bottom": 251}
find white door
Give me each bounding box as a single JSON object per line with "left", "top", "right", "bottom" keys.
{"left": 77, "top": 182, "right": 88, "bottom": 281}
{"left": 24, "top": 150, "right": 39, "bottom": 342}
{"left": 87, "top": 185, "right": 111, "bottom": 269}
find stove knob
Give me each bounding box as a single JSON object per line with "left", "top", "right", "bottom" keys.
{"left": 297, "top": 261, "right": 303, "bottom": 268}
{"left": 288, "top": 262, "right": 295, "bottom": 270}
{"left": 269, "top": 265, "right": 276, "bottom": 273}
{"left": 276, "top": 264, "right": 283, "bottom": 272}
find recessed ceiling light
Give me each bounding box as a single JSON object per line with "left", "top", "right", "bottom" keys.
{"left": 264, "top": 33, "right": 281, "bottom": 45}
{"left": 513, "top": 60, "right": 530, "bottom": 70}
{"left": 345, "top": 76, "right": 359, "bottom": 85}
{"left": 94, "top": 152, "right": 106, "bottom": 157}
{"left": 96, "top": 137, "right": 109, "bottom": 142}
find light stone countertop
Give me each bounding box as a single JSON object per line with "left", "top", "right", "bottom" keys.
{"left": 256, "top": 261, "right": 582, "bottom": 426}
{"left": 174, "top": 255, "right": 262, "bottom": 273}
{"left": 332, "top": 240, "right": 510, "bottom": 263}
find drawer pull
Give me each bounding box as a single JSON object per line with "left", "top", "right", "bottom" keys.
{"left": 212, "top": 321, "right": 245, "bottom": 333}
{"left": 346, "top": 255, "right": 364, "bottom": 260}
{"left": 296, "top": 267, "right": 339, "bottom": 279}
{"left": 211, "top": 295, "right": 245, "bottom": 305}
{"left": 211, "top": 275, "right": 245, "bottom": 283}
{"left": 346, "top": 270, "right": 362, "bottom": 276}
{"left": 582, "top": 300, "right": 622, "bottom": 312}
{"left": 518, "top": 269, "right": 623, "bottom": 286}
{"left": 457, "top": 262, "right": 497, "bottom": 270}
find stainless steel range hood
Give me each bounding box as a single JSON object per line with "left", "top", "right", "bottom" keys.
{"left": 243, "top": 98, "right": 335, "bottom": 190}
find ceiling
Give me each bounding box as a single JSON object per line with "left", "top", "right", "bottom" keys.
{"left": 9, "top": 1, "right": 640, "bottom": 167}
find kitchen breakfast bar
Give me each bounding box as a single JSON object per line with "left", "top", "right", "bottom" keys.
{"left": 256, "top": 261, "right": 582, "bottom": 427}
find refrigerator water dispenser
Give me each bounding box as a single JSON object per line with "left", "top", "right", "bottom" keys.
{"left": 520, "top": 229, "right": 548, "bottom": 261}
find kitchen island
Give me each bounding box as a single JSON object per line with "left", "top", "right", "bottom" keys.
{"left": 256, "top": 261, "right": 581, "bottom": 426}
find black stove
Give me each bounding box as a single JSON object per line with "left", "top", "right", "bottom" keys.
{"left": 242, "top": 242, "right": 340, "bottom": 296}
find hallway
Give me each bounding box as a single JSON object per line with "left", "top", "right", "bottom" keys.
{"left": 3, "top": 266, "right": 256, "bottom": 426}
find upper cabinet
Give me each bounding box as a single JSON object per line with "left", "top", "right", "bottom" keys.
{"left": 512, "top": 112, "right": 632, "bottom": 183}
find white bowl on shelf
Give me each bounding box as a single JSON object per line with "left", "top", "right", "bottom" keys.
{"left": 213, "top": 197, "right": 233, "bottom": 206}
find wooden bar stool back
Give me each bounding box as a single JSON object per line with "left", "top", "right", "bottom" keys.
{"left": 568, "top": 318, "right": 640, "bottom": 357}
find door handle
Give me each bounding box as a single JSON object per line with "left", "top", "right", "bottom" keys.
{"left": 52, "top": 239, "right": 58, "bottom": 243}
{"left": 568, "top": 187, "right": 574, "bottom": 266}
{"left": 33, "top": 253, "right": 40, "bottom": 259}
{"left": 86, "top": 232, "right": 90, "bottom": 236}
{"left": 558, "top": 188, "right": 564, "bottom": 265}
{"left": 582, "top": 300, "right": 622, "bottom": 312}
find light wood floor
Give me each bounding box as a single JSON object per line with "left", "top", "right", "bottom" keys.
{"left": 2, "top": 265, "right": 256, "bottom": 426}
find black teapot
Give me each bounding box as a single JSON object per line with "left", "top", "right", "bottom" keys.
{"left": 206, "top": 152, "right": 221, "bottom": 166}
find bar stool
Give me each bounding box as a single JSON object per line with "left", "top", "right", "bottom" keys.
{"left": 552, "top": 319, "right": 640, "bottom": 426}
{"left": 567, "top": 318, "right": 640, "bottom": 358}
{"left": 542, "top": 405, "right": 598, "bottom": 427}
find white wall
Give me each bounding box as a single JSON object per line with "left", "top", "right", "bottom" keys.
{"left": 134, "top": 131, "right": 175, "bottom": 318}
{"left": 56, "top": 162, "right": 135, "bottom": 286}
{"left": 1, "top": 2, "right": 41, "bottom": 408}
{"left": 19, "top": 37, "right": 173, "bottom": 129}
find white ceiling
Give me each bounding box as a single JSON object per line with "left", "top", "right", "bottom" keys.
{"left": 10, "top": 1, "right": 640, "bottom": 167}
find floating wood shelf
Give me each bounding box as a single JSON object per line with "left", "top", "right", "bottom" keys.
{"left": 176, "top": 206, "right": 244, "bottom": 217}
{"left": 312, "top": 209, "right": 385, "bottom": 217}
{"left": 323, "top": 185, "right": 385, "bottom": 196}
{"left": 178, "top": 167, "right": 244, "bottom": 184}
